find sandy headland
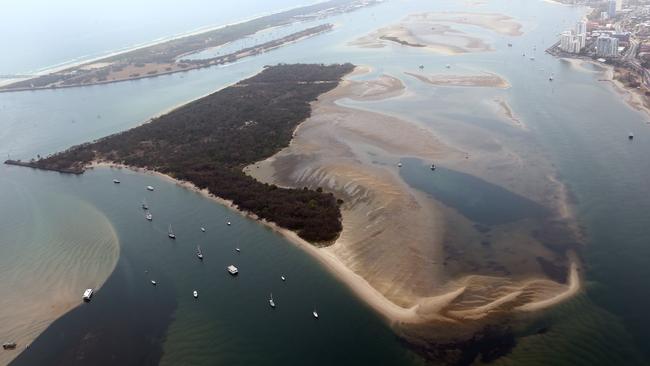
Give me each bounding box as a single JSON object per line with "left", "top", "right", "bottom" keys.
{"left": 350, "top": 12, "right": 522, "bottom": 55}
{"left": 245, "top": 66, "right": 582, "bottom": 347}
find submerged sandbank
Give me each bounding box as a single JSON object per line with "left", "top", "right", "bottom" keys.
{"left": 245, "top": 66, "right": 582, "bottom": 340}
{"left": 349, "top": 12, "right": 522, "bottom": 55}
{"left": 0, "top": 195, "right": 119, "bottom": 365}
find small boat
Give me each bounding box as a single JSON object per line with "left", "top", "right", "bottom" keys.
{"left": 549, "top": 75, "right": 554, "bottom": 81}
{"left": 629, "top": 133, "right": 634, "bottom": 140}
{"left": 151, "top": 280, "right": 157, "bottom": 286}
{"left": 529, "top": 57, "right": 535, "bottom": 61}
{"left": 201, "top": 227, "right": 206, "bottom": 232}
{"left": 113, "top": 179, "right": 120, "bottom": 184}
{"left": 235, "top": 247, "right": 241, "bottom": 253}
{"left": 168, "top": 224, "right": 176, "bottom": 239}
{"left": 142, "top": 199, "right": 148, "bottom": 210}
{"left": 197, "top": 246, "right": 203, "bottom": 260}
{"left": 430, "top": 163, "right": 436, "bottom": 171}
{"left": 522, "top": 53, "right": 526, "bottom": 56}
{"left": 445, "top": 64, "right": 451, "bottom": 69}
{"left": 227, "top": 221, "right": 232, "bottom": 226}
{"left": 418, "top": 64, "right": 424, "bottom": 69}
{"left": 227, "top": 265, "right": 239, "bottom": 275}
{"left": 269, "top": 293, "right": 276, "bottom": 308}
{"left": 82, "top": 288, "right": 93, "bottom": 302}
{"left": 313, "top": 309, "right": 319, "bottom": 319}
{"left": 397, "top": 162, "right": 402, "bottom": 168}
{"left": 507, "top": 43, "right": 512, "bottom": 47}
{"left": 281, "top": 275, "right": 286, "bottom": 281}
{"left": 193, "top": 290, "right": 198, "bottom": 299}
{"left": 146, "top": 185, "right": 154, "bottom": 191}
{"left": 2, "top": 342, "right": 17, "bottom": 350}
{"left": 145, "top": 211, "right": 153, "bottom": 221}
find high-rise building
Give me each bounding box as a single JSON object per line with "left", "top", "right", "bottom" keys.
{"left": 575, "top": 20, "right": 587, "bottom": 49}
{"left": 596, "top": 35, "right": 619, "bottom": 57}
{"left": 608, "top": 0, "right": 617, "bottom": 18}
{"left": 616, "top": 0, "right": 623, "bottom": 11}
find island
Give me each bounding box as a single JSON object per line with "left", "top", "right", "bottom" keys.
{"left": 0, "top": 0, "right": 379, "bottom": 93}
{"left": 6, "top": 63, "right": 354, "bottom": 243}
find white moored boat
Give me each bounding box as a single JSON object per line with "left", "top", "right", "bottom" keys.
{"left": 168, "top": 224, "right": 176, "bottom": 239}
{"left": 269, "top": 293, "right": 276, "bottom": 308}
{"left": 82, "top": 288, "right": 93, "bottom": 302}
{"left": 146, "top": 185, "right": 154, "bottom": 191}
{"left": 201, "top": 227, "right": 206, "bottom": 232}
{"left": 313, "top": 309, "right": 319, "bottom": 319}
{"left": 113, "top": 179, "right": 120, "bottom": 184}
{"left": 281, "top": 275, "right": 286, "bottom": 281}
{"left": 193, "top": 290, "right": 198, "bottom": 299}
{"left": 151, "top": 280, "right": 157, "bottom": 286}
{"left": 145, "top": 211, "right": 153, "bottom": 221}
{"left": 227, "top": 265, "right": 239, "bottom": 275}
{"left": 197, "top": 246, "right": 203, "bottom": 260}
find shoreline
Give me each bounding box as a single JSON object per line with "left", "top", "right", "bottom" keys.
{"left": 0, "top": 0, "right": 335, "bottom": 88}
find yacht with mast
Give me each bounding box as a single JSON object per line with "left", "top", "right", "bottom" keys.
{"left": 168, "top": 224, "right": 176, "bottom": 239}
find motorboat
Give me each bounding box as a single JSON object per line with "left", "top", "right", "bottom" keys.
{"left": 269, "top": 293, "right": 276, "bottom": 308}
{"left": 629, "top": 133, "right": 634, "bottom": 140}
{"left": 313, "top": 310, "right": 319, "bottom": 319}
{"left": 201, "top": 227, "right": 206, "bottom": 232}
{"left": 82, "top": 288, "right": 93, "bottom": 302}
{"left": 146, "top": 185, "right": 154, "bottom": 191}
{"left": 227, "top": 265, "right": 239, "bottom": 275}
{"left": 235, "top": 248, "right": 241, "bottom": 253}
{"left": 397, "top": 162, "right": 402, "bottom": 168}
{"left": 430, "top": 163, "right": 436, "bottom": 171}
{"left": 197, "top": 246, "right": 203, "bottom": 260}
{"left": 145, "top": 211, "right": 152, "bottom": 221}
{"left": 113, "top": 179, "right": 120, "bottom": 184}
{"left": 227, "top": 221, "right": 232, "bottom": 226}
{"left": 281, "top": 275, "right": 286, "bottom": 281}
{"left": 168, "top": 224, "right": 176, "bottom": 239}
{"left": 193, "top": 290, "right": 198, "bottom": 299}
{"left": 151, "top": 280, "right": 157, "bottom": 286}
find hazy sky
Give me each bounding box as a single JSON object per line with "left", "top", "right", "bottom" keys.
{"left": 0, "top": 0, "right": 320, "bottom": 73}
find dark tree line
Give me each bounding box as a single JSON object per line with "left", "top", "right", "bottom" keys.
{"left": 22, "top": 63, "right": 355, "bottom": 243}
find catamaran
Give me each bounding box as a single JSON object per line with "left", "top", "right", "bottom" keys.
{"left": 269, "top": 293, "right": 276, "bottom": 308}
{"left": 197, "top": 246, "right": 203, "bottom": 260}
{"left": 168, "top": 224, "right": 176, "bottom": 239}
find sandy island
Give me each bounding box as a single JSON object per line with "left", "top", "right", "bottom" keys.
{"left": 350, "top": 12, "right": 522, "bottom": 55}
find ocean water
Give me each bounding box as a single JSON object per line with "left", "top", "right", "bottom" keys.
{"left": 1, "top": 0, "right": 650, "bottom": 365}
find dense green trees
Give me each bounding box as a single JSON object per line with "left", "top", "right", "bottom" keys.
{"left": 21, "top": 63, "right": 354, "bottom": 243}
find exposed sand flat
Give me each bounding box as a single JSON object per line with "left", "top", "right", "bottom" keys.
{"left": 245, "top": 67, "right": 582, "bottom": 338}
{"left": 405, "top": 71, "right": 511, "bottom": 89}
{"left": 349, "top": 12, "right": 522, "bottom": 55}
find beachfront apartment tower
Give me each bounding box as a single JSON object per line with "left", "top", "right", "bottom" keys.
{"left": 608, "top": 0, "right": 617, "bottom": 18}
{"left": 596, "top": 35, "right": 619, "bottom": 57}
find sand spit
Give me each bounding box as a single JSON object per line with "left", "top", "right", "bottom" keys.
{"left": 405, "top": 71, "right": 511, "bottom": 89}
{"left": 0, "top": 199, "right": 119, "bottom": 365}
{"left": 245, "top": 66, "right": 582, "bottom": 339}
{"left": 493, "top": 97, "right": 527, "bottom": 129}
{"left": 349, "top": 12, "right": 522, "bottom": 55}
